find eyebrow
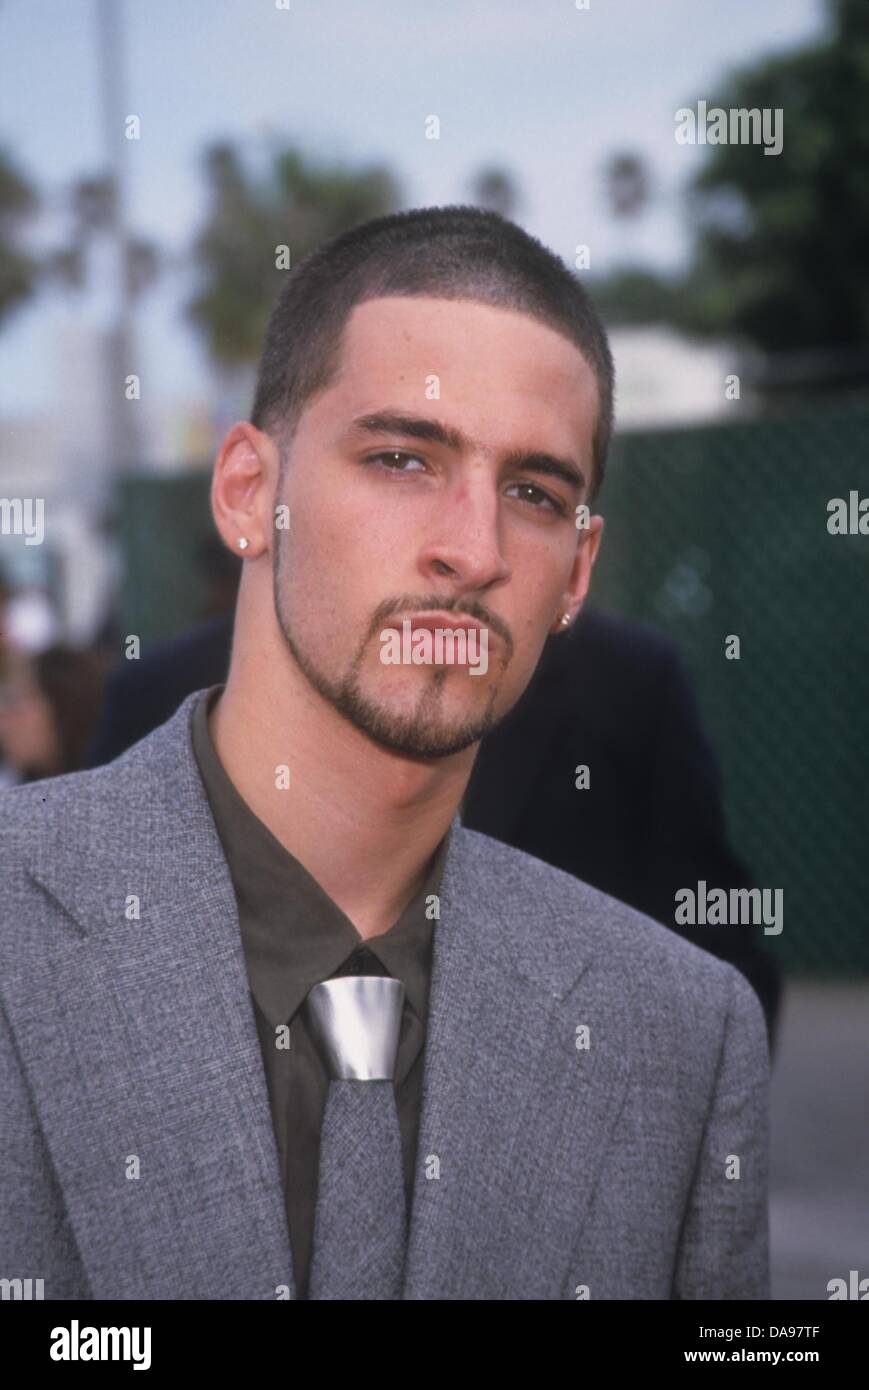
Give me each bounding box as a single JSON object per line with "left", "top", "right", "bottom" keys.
{"left": 341, "top": 410, "right": 586, "bottom": 494}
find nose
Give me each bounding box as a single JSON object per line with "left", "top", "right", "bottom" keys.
{"left": 416, "top": 467, "right": 511, "bottom": 595}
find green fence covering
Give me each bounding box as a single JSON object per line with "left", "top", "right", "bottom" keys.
{"left": 591, "top": 406, "right": 869, "bottom": 975}
{"left": 119, "top": 469, "right": 215, "bottom": 645}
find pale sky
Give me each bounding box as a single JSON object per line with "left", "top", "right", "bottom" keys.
{"left": 0, "top": 0, "right": 827, "bottom": 415}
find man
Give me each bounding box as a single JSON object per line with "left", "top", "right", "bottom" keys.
{"left": 0, "top": 206, "right": 770, "bottom": 1300}
{"left": 85, "top": 605, "right": 782, "bottom": 1048}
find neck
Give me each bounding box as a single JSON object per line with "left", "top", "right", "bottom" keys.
{"left": 209, "top": 636, "right": 477, "bottom": 941}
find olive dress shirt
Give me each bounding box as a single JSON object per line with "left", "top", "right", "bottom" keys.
{"left": 190, "top": 685, "right": 450, "bottom": 1299}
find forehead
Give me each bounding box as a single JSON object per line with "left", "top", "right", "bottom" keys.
{"left": 320, "top": 295, "right": 599, "bottom": 457}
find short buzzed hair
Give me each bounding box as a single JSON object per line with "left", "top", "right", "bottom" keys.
{"left": 250, "top": 204, "right": 615, "bottom": 501}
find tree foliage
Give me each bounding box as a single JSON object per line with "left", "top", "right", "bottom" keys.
{"left": 0, "top": 147, "right": 40, "bottom": 327}
{"left": 685, "top": 0, "right": 869, "bottom": 351}
{"left": 187, "top": 142, "right": 400, "bottom": 366}
{"left": 593, "top": 0, "right": 869, "bottom": 358}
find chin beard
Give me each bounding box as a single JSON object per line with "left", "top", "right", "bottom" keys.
{"left": 275, "top": 596, "right": 503, "bottom": 759}
{"left": 328, "top": 669, "right": 502, "bottom": 759}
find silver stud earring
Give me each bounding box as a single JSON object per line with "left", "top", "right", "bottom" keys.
{"left": 560, "top": 612, "right": 571, "bottom": 627}
{"left": 238, "top": 537, "right": 249, "bottom": 551}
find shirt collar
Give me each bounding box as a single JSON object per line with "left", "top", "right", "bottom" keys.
{"left": 190, "top": 685, "right": 450, "bottom": 1028}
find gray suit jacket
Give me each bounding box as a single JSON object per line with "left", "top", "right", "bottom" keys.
{"left": 0, "top": 691, "right": 770, "bottom": 1300}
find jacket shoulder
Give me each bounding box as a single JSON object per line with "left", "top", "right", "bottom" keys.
{"left": 453, "top": 822, "right": 761, "bottom": 1026}
{"left": 0, "top": 693, "right": 206, "bottom": 947}
{"left": 0, "top": 762, "right": 119, "bottom": 845}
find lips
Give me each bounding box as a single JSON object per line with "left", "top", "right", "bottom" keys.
{"left": 402, "top": 612, "right": 485, "bottom": 633}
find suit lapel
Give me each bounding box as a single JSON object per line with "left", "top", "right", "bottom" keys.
{"left": 10, "top": 694, "right": 295, "bottom": 1300}
{"left": 403, "top": 821, "right": 633, "bottom": 1299}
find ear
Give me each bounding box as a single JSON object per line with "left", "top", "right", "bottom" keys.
{"left": 549, "top": 514, "right": 604, "bottom": 633}
{"left": 211, "top": 421, "right": 281, "bottom": 561}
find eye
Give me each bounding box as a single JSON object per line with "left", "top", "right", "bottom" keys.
{"left": 364, "top": 450, "right": 428, "bottom": 473}
{"left": 506, "top": 481, "right": 567, "bottom": 516}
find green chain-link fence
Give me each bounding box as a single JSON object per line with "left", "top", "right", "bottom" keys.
{"left": 591, "top": 406, "right": 869, "bottom": 975}
{"left": 119, "top": 467, "right": 215, "bottom": 645}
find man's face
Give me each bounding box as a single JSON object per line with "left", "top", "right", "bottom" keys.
{"left": 271, "top": 294, "right": 602, "bottom": 759}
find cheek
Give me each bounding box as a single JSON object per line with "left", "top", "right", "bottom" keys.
{"left": 277, "top": 492, "right": 384, "bottom": 638}
{"left": 507, "top": 530, "right": 575, "bottom": 613}
{"left": 276, "top": 503, "right": 349, "bottom": 601}
{"left": 287, "top": 471, "right": 384, "bottom": 562}
{"left": 300, "top": 495, "right": 407, "bottom": 592}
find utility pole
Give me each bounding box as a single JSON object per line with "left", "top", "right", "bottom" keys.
{"left": 96, "top": 0, "right": 142, "bottom": 473}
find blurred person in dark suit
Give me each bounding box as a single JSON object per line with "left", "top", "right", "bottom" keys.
{"left": 85, "top": 599, "right": 781, "bottom": 1049}
{"left": 462, "top": 605, "right": 783, "bottom": 1052}
{"left": 86, "top": 527, "right": 241, "bottom": 766}
{"left": 85, "top": 611, "right": 233, "bottom": 767}
{"left": 0, "top": 645, "right": 107, "bottom": 784}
